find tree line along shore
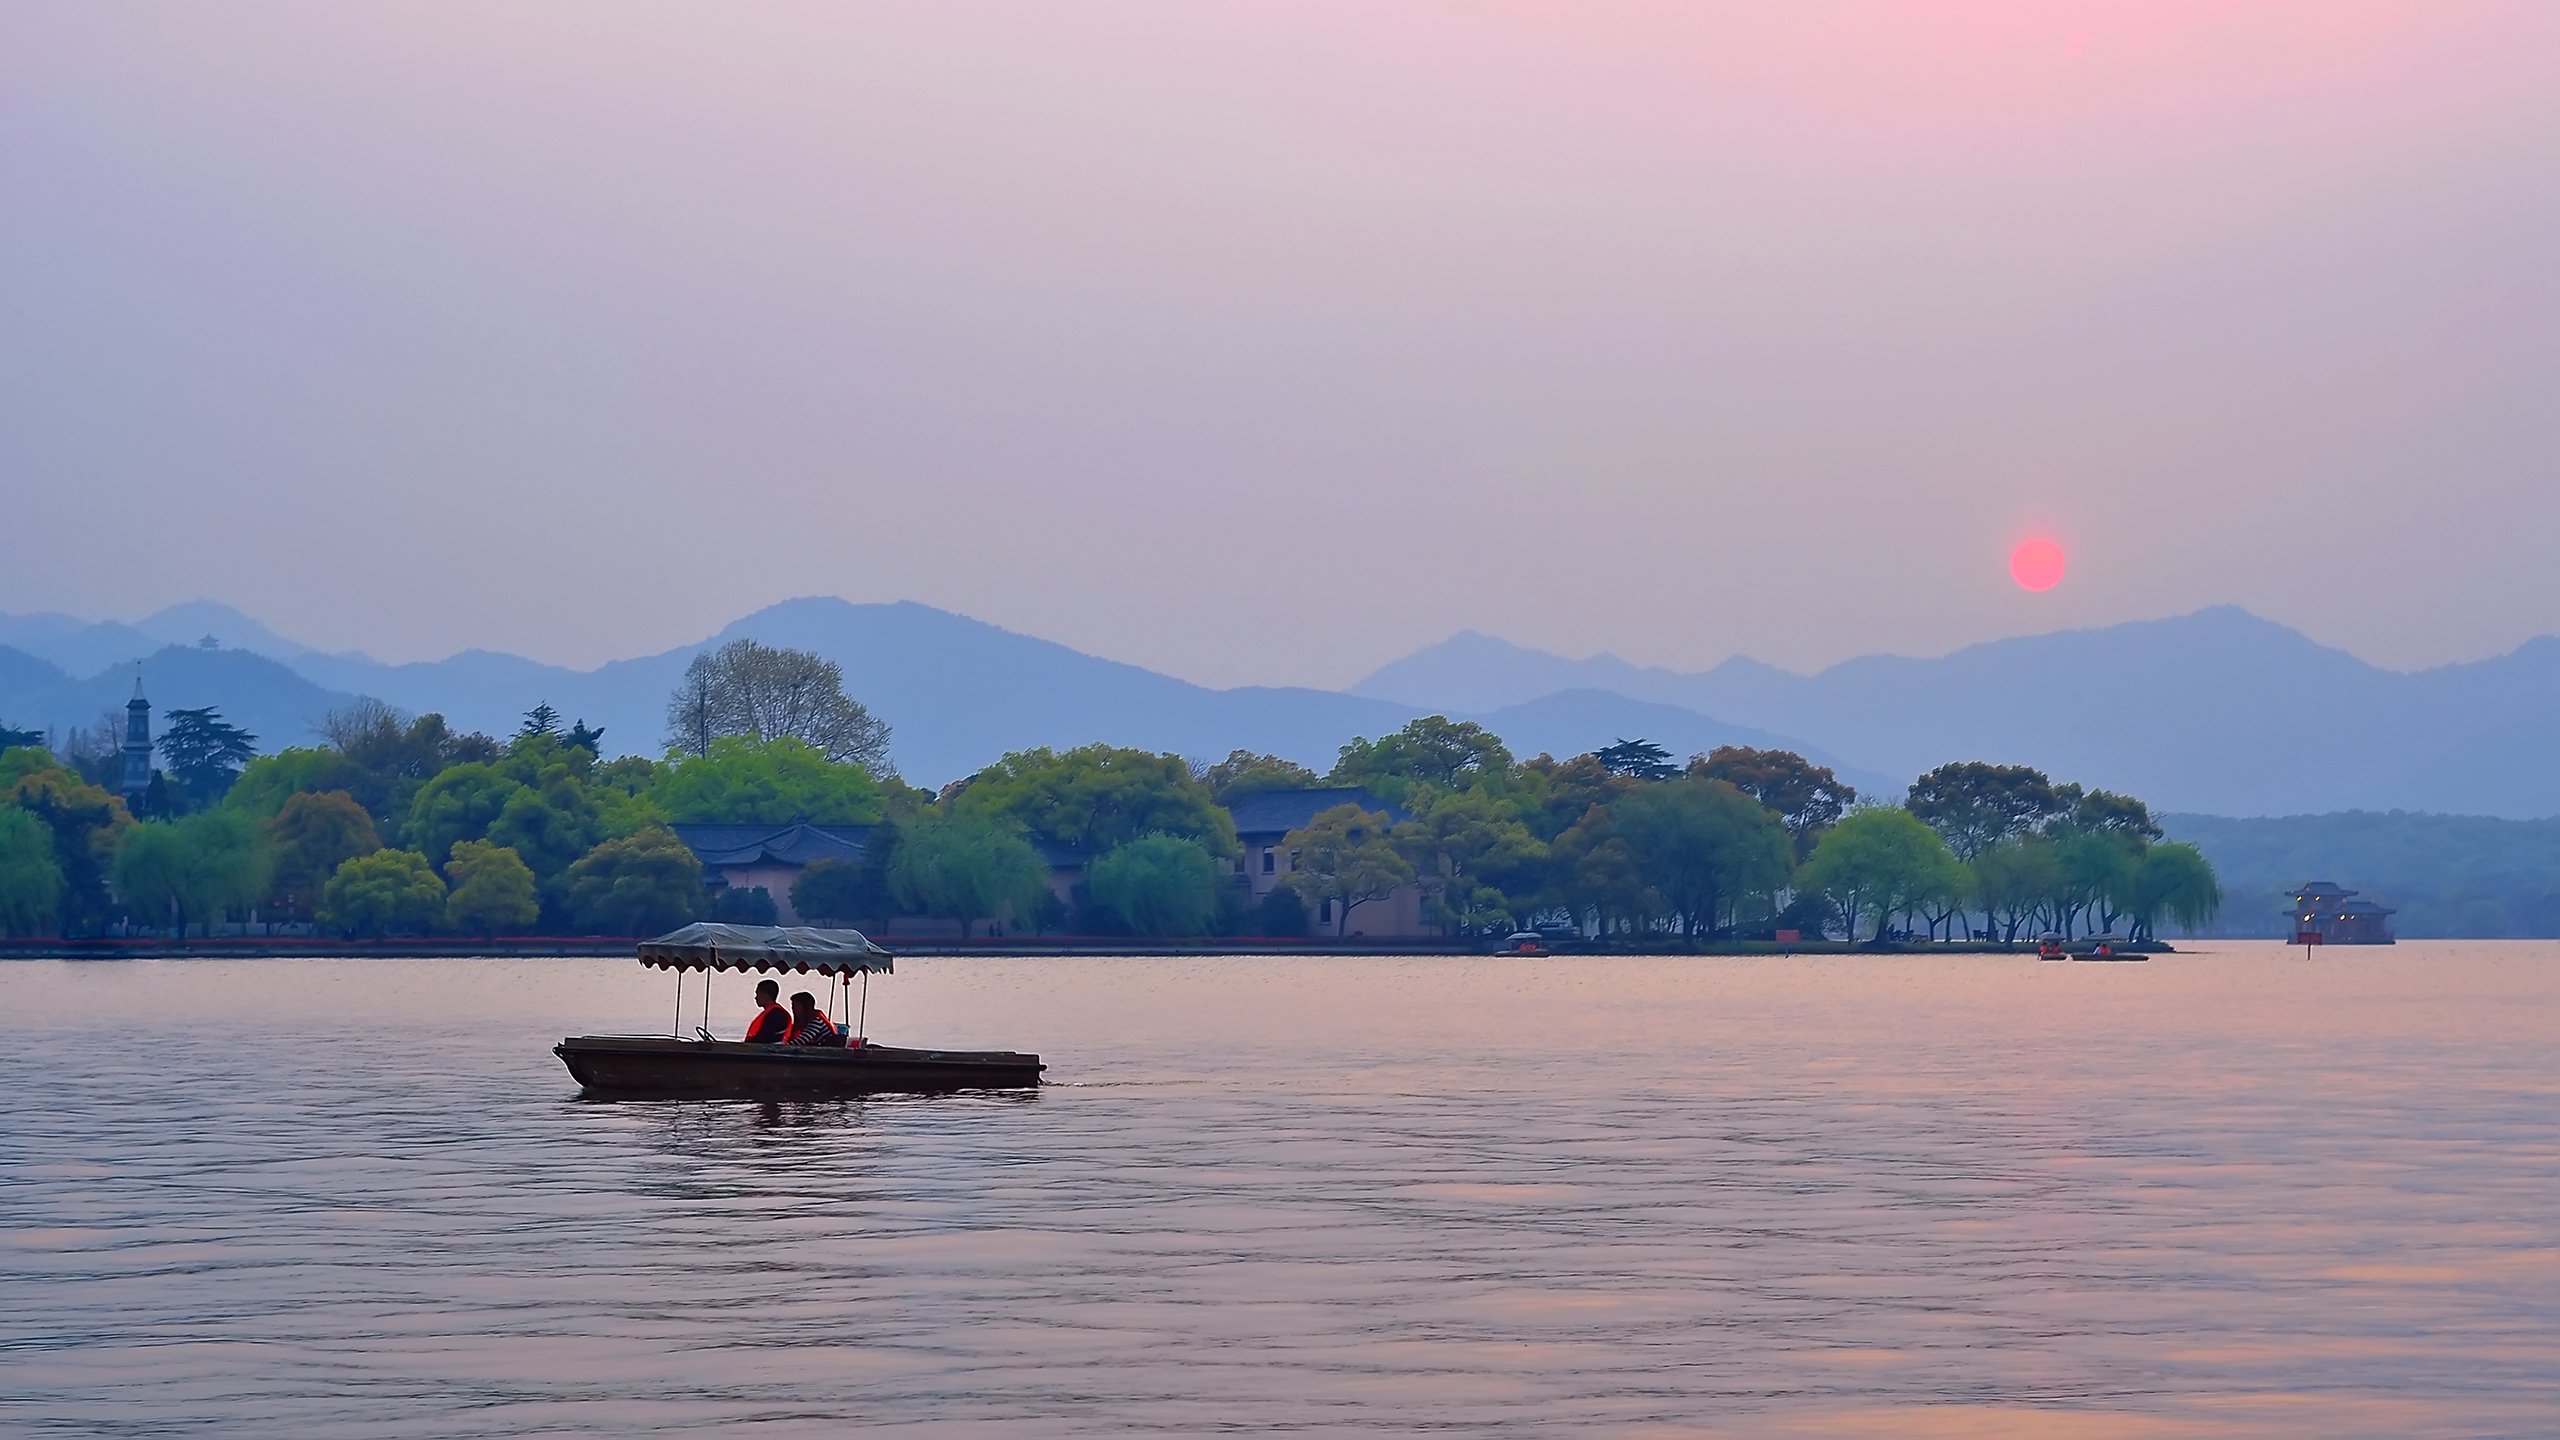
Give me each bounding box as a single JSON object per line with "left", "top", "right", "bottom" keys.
{"left": 0, "top": 638, "right": 2221, "bottom": 948}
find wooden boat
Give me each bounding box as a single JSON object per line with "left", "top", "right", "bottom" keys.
{"left": 2038, "top": 932, "right": 2149, "bottom": 962}
{"left": 555, "top": 923, "right": 1043, "bottom": 1097}
{"left": 555, "top": 1035, "right": 1045, "bottom": 1096}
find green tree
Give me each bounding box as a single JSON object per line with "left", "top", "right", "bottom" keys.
{"left": 1799, "top": 808, "right": 1968, "bottom": 944}
{"left": 561, "top": 825, "right": 705, "bottom": 935}
{"left": 265, "top": 790, "right": 383, "bottom": 921}
{"left": 487, "top": 772, "right": 606, "bottom": 884}
{"left": 1970, "top": 835, "right": 2063, "bottom": 942}
{"left": 1086, "top": 833, "right": 1224, "bottom": 936}
{"left": 1904, "top": 763, "right": 2066, "bottom": 860}
{"left": 1519, "top": 753, "right": 1639, "bottom": 840}
{"left": 650, "top": 736, "right": 885, "bottom": 825}
{"left": 709, "top": 885, "right": 780, "bottom": 925}
{"left": 320, "top": 849, "right": 447, "bottom": 937}
{"left": 564, "top": 718, "right": 606, "bottom": 754}
{"left": 445, "top": 839, "right": 540, "bottom": 937}
{"left": 0, "top": 747, "right": 64, "bottom": 790}
{"left": 1330, "top": 717, "right": 1513, "bottom": 803}
{"left": 113, "top": 810, "right": 273, "bottom": 937}
{"left": 6, "top": 759, "right": 133, "bottom": 935}
{"left": 956, "top": 745, "right": 1237, "bottom": 857}
{"left": 1, "top": 724, "right": 47, "bottom": 749}
{"left": 2056, "top": 827, "right": 2146, "bottom": 937}
{"left": 404, "top": 762, "right": 518, "bottom": 866}
{"left": 0, "top": 806, "right": 65, "bottom": 936}
{"left": 1255, "top": 885, "right": 1310, "bottom": 937}
{"left": 1396, "top": 787, "right": 1545, "bottom": 935}
{"left": 1593, "top": 739, "right": 1677, "bottom": 781}
{"left": 2061, "top": 786, "right": 2166, "bottom": 842}
{"left": 662, "top": 638, "right": 892, "bottom": 772}
{"left": 1201, "top": 750, "right": 1321, "bottom": 805}
{"left": 1689, "top": 746, "right": 1858, "bottom": 859}
{"left": 1546, "top": 801, "right": 1651, "bottom": 936}
{"left": 1281, "top": 803, "right": 1414, "bottom": 936}
{"left": 2128, "top": 842, "right": 2222, "bottom": 940}
{"left": 791, "top": 858, "right": 886, "bottom": 926}
{"left": 158, "top": 707, "right": 259, "bottom": 809}
{"left": 316, "top": 703, "right": 500, "bottom": 838}
{"left": 888, "top": 812, "right": 1050, "bottom": 938}
{"left": 519, "top": 703, "right": 561, "bottom": 740}
{"left": 807, "top": 817, "right": 906, "bottom": 928}
{"left": 1611, "top": 778, "right": 1794, "bottom": 938}
{"left": 226, "top": 747, "right": 363, "bottom": 820}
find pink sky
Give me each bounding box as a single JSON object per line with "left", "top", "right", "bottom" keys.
{"left": 5, "top": 3, "right": 2555, "bottom": 682}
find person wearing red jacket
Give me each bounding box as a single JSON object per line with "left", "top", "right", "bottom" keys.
{"left": 743, "top": 979, "right": 790, "bottom": 1044}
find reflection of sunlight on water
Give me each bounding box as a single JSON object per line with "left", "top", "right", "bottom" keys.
{"left": 0, "top": 943, "right": 2553, "bottom": 1436}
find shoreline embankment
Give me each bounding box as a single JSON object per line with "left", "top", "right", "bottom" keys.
{"left": 0, "top": 937, "right": 2176, "bottom": 961}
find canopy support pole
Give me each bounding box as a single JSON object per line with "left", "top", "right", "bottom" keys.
{"left": 672, "top": 969, "right": 682, "bottom": 1038}
{"left": 702, "top": 966, "right": 712, "bottom": 1038}
{"left": 857, "top": 969, "right": 870, "bottom": 1044}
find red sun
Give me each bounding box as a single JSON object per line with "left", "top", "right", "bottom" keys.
{"left": 2010, "top": 537, "right": 2067, "bottom": 592}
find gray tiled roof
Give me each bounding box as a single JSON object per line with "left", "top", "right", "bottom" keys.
{"left": 671, "top": 822, "right": 871, "bottom": 868}
{"left": 1223, "top": 786, "right": 1404, "bottom": 838}
{"left": 671, "top": 820, "right": 1088, "bottom": 870}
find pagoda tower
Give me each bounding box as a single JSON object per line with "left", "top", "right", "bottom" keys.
{"left": 122, "top": 674, "right": 153, "bottom": 807}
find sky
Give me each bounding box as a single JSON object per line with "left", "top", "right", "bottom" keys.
{"left": 5, "top": 3, "right": 2557, "bottom": 687}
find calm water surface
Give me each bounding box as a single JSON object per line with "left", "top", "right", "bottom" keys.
{"left": 2, "top": 945, "right": 2554, "bottom": 1437}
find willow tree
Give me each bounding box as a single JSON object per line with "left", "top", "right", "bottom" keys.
{"left": 1086, "top": 833, "right": 1224, "bottom": 937}
{"left": 0, "top": 807, "right": 64, "bottom": 936}
{"left": 2129, "top": 843, "right": 2222, "bottom": 940}
{"left": 888, "top": 812, "right": 1048, "bottom": 939}
{"left": 1798, "top": 807, "right": 1967, "bottom": 945}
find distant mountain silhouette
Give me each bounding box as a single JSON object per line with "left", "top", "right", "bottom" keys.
{"left": 0, "top": 647, "right": 70, "bottom": 714}
{"left": 10, "top": 598, "right": 2557, "bottom": 816}
{"left": 0, "top": 612, "right": 167, "bottom": 679}
{"left": 130, "top": 600, "right": 339, "bottom": 661}
{"left": 1359, "top": 607, "right": 2560, "bottom": 817}
{"left": 0, "top": 599, "right": 1850, "bottom": 790}
{"left": 0, "top": 645, "right": 361, "bottom": 752}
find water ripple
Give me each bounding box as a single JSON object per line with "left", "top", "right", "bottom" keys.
{"left": 2, "top": 946, "right": 2554, "bottom": 1436}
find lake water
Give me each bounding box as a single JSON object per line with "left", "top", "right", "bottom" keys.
{"left": 2, "top": 945, "right": 2554, "bottom": 1437}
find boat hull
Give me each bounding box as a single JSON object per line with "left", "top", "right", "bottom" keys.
{"left": 555, "top": 1036, "right": 1043, "bottom": 1097}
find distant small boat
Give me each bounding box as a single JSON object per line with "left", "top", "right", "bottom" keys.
{"left": 2038, "top": 933, "right": 2147, "bottom": 962}
{"left": 2075, "top": 934, "right": 2144, "bottom": 962}
{"left": 554, "top": 923, "right": 1044, "bottom": 1098}
{"left": 1498, "top": 930, "right": 1553, "bottom": 957}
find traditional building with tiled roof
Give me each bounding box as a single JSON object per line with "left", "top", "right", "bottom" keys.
{"left": 1225, "top": 786, "right": 1430, "bottom": 937}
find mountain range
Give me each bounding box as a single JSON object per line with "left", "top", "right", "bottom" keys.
{"left": 0, "top": 600, "right": 1878, "bottom": 797}
{"left": 4, "top": 599, "right": 2556, "bottom": 818}
{"left": 1356, "top": 607, "right": 2560, "bottom": 817}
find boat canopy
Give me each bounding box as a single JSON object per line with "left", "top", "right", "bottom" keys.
{"left": 637, "top": 923, "right": 895, "bottom": 976}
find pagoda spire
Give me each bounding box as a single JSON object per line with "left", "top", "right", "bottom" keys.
{"left": 122, "top": 669, "right": 153, "bottom": 807}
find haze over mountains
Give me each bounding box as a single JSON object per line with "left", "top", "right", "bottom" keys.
{"left": 4, "top": 599, "right": 2557, "bottom": 820}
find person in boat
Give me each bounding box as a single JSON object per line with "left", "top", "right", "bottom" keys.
{"left": 744, "top": 979, "right": 791, "bottom": 1044}
{"left": 783, "top": 990, "right": 843, "bottom": 1047}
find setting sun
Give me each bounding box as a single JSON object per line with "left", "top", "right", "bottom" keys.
{"left": 2010, "top": 537, "right": 2068, "bottom": 592}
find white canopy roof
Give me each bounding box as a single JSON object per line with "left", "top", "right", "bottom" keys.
{"left": 636, "top": 923, "right": 894, "bottom": 976}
